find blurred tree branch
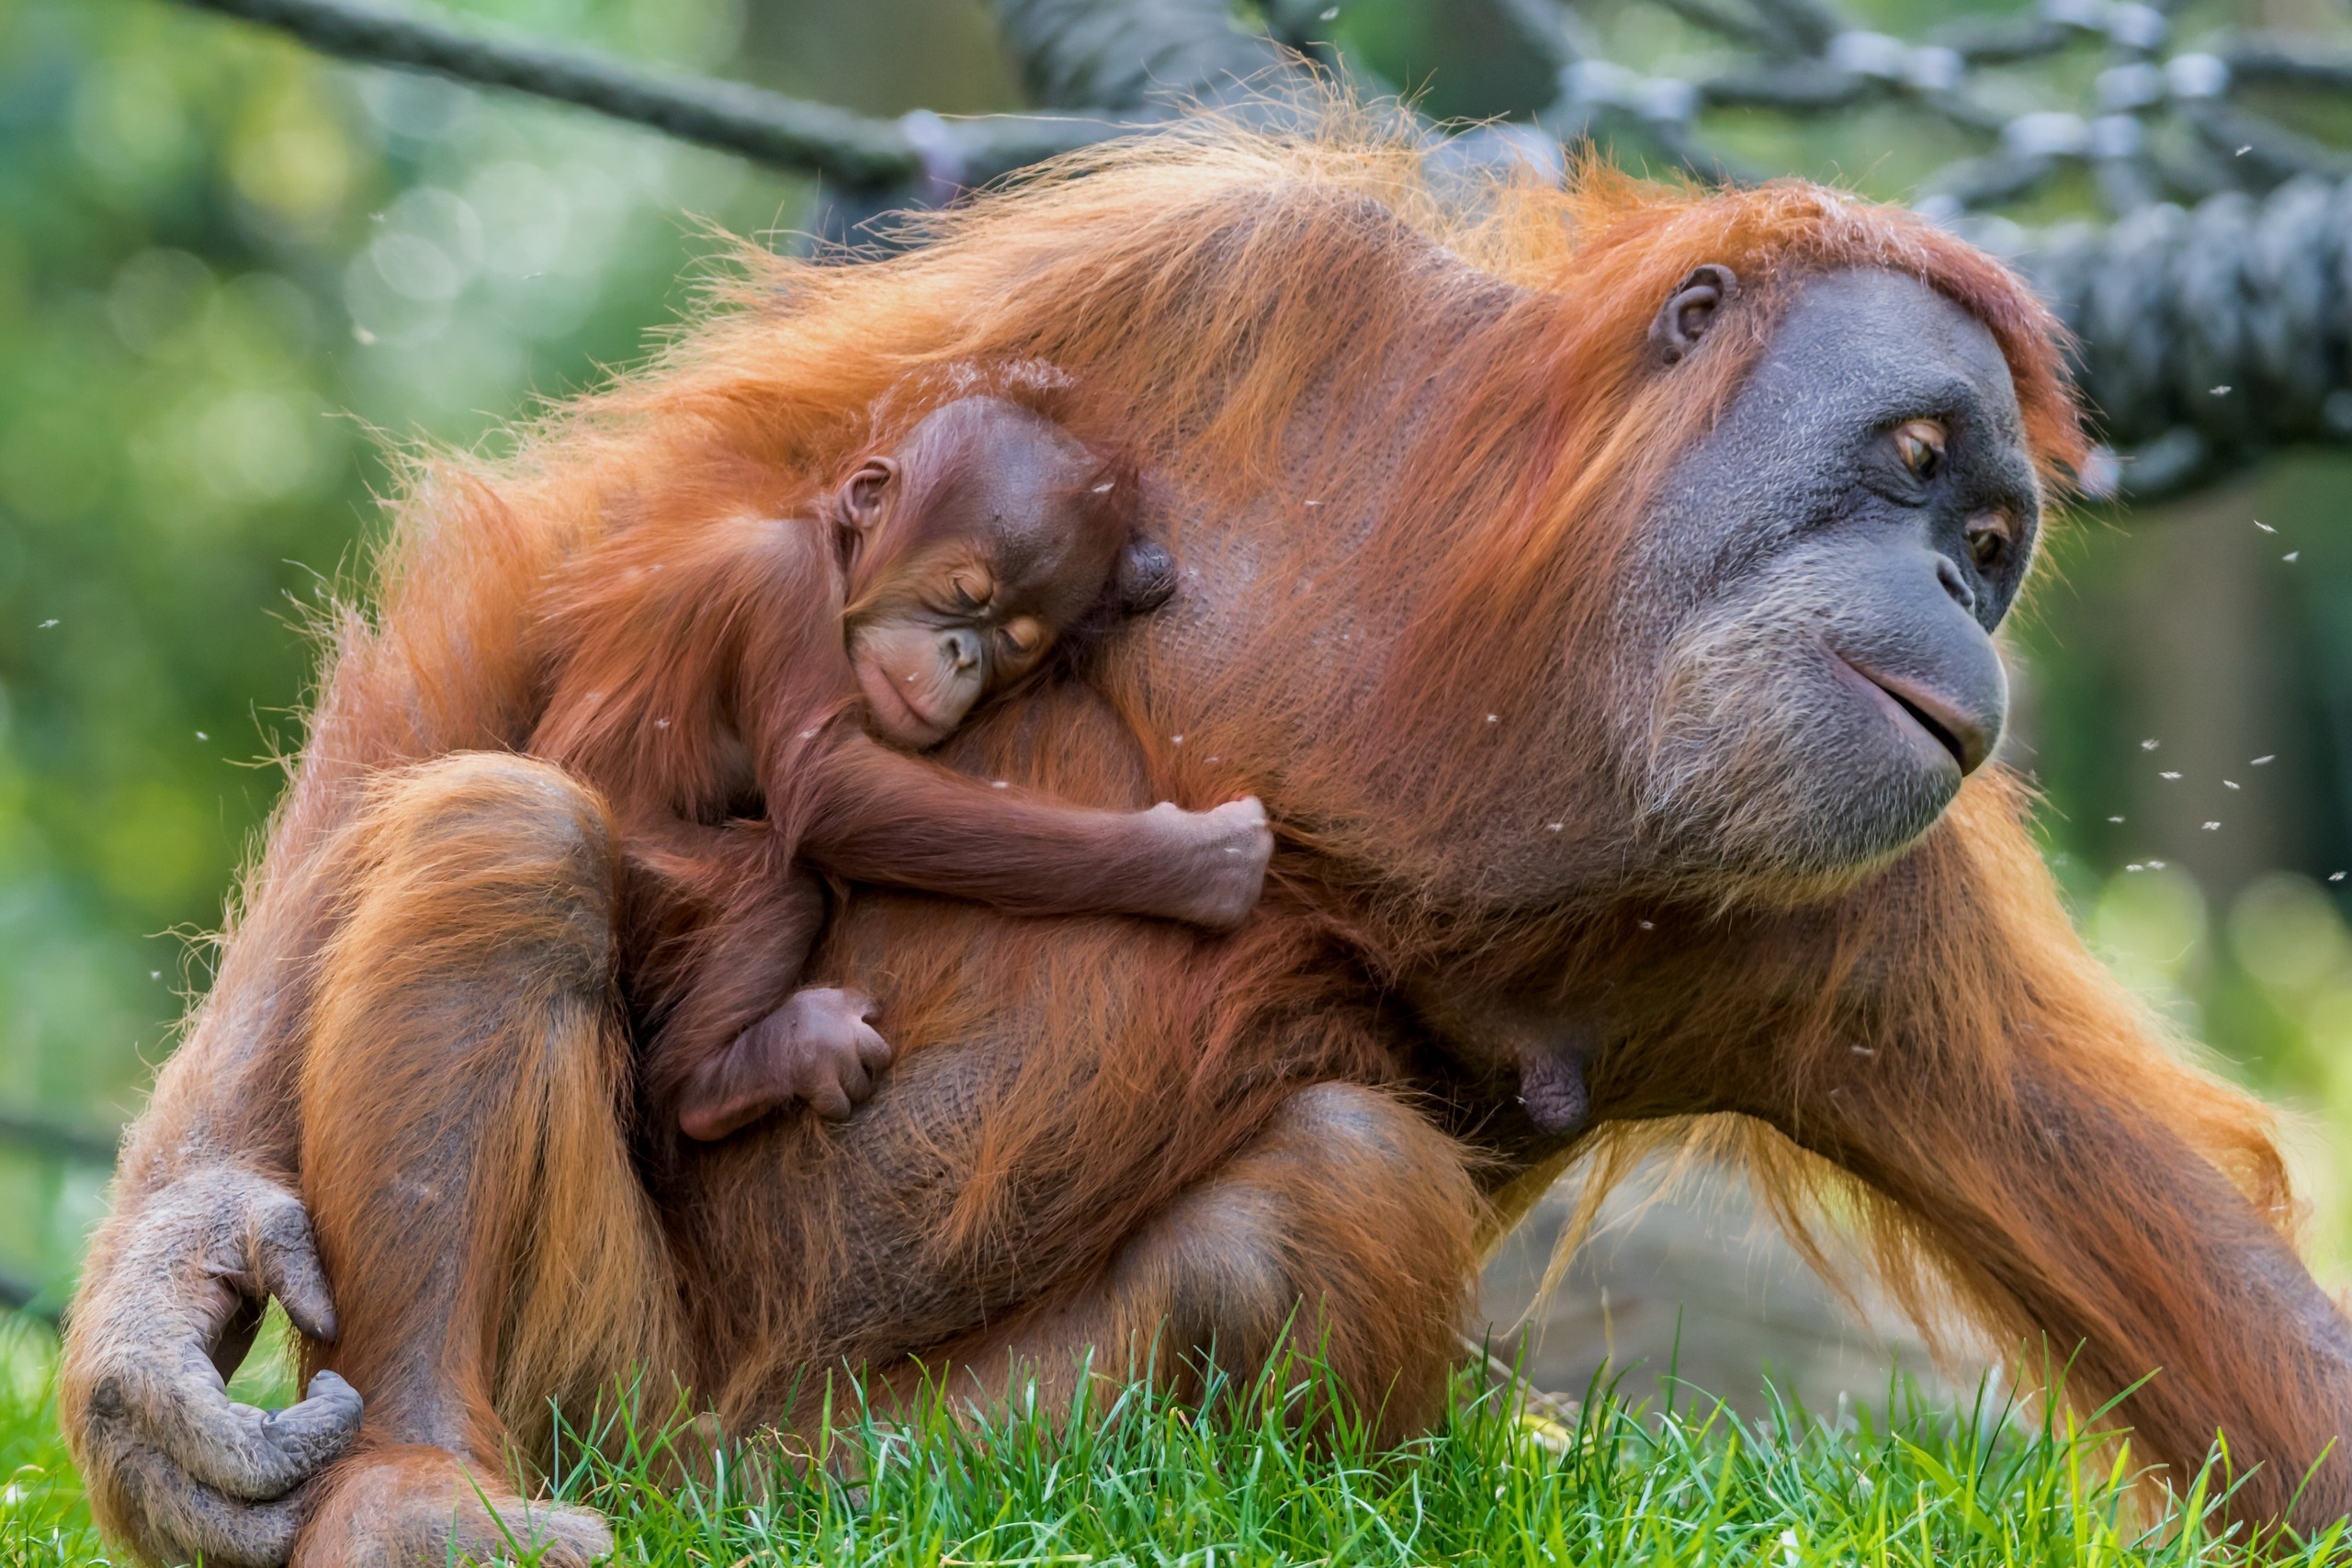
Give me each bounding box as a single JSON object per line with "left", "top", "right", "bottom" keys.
{"left": 179, "top": 0, "right": 1119, "bottom": 189}
{"left": 0, "top": 1112, "right": 116, "bottom": 1168}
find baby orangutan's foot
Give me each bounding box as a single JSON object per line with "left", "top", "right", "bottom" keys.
{"left": 678, "top": 987, "right": 891, "bottom": 1141}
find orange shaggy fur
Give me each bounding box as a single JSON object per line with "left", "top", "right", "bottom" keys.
{"left": 63, "top": 110, "right": 2342, "bottom": 1563}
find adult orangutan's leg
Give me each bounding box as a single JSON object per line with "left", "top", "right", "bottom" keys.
{"left": 918, "top": 1082, "right": 1482, "bottom": 1444}
{"left": 288, "top": 754, "right": 676, "bottom": 1567}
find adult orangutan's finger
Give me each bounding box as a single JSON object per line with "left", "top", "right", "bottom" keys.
{"left": 111, "top": 1438, "right": 315, "bottom": 1568}
{"left": 248, "top": 1190, "right": 339, "bottom": 1343}
{"left": 131, "top": 1342, "right": 364, "bottom": 1502}
{"left": 263, "top": 1371, "right": 365, "bottom": 1465}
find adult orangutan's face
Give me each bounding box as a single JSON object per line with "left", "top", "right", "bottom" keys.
{"left": 1623, "top": 268, "right": 2039, "bottom": 894}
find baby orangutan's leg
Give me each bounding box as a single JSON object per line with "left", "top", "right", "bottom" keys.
{"left": 908, "top": 1082, "right": 1481, "bottom": 1445}
{"left": 640, "top": 853, "right": 895, "bottom": 1141}
{"left": 291, "top": 755, "right": 676, "bottom": 1567}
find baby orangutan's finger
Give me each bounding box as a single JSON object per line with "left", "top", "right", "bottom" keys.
{"left": 805, "top": 1077, "right": 856, "bottom": 1122}
{"left": 854, "top": 1018, "right": 894, "bottom": 1076}
{"left": 828, "top": 1045, "right": 876, "bottom": 1104}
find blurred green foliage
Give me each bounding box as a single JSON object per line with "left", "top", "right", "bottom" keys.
{"left": 0, "top": 0, "right": 806, "bottom": 1296}
{"left": 8, "top": 0, "right": 2352, "bottom": 1306}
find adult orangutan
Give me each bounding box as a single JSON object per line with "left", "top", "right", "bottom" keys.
{"left": 61, "top": 123, "right": 2352, "bottom": 1567}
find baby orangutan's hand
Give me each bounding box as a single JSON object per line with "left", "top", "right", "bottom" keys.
{"left": 678, "top": 987, "right": 892, "bottom": 1141}
{"left": 1135, "top": 795, "right": 1274, "bottom": 931}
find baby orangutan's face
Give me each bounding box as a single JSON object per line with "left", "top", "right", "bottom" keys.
{"left": 847, "top": 545, "right": 1070, "bottom": 749}
{"left": 836, "top": 399, "right": 1128, "bottom": 750}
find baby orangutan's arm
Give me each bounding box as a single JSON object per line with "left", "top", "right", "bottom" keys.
{"left": 793, "top": 732, "right": 1272, "bottom": 930}
{"left": 643, "top": 728, "right": 1269, "bottom": 1144}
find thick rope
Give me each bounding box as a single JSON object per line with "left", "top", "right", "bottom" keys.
{"left": 1983, "top": 178, "right": 2352, "bottom": 493}
{"left": 989, "top": 0, "right": 1305, "bottom": 115}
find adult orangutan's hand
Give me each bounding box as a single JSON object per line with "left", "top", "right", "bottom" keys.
{"left": 62, "top": 1166, "right": 364, "bottom": 1567}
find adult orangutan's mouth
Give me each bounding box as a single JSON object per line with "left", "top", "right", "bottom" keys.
{"left": 1827, "top": 652, "right": 1984, "bottom": 774}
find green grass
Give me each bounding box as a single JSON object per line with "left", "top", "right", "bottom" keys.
{"left": 0, "top": 1321, "right": 99, "bottom": 1565}
{"left": 0, "top": 1315, "right": 2347, "bottom": 1566}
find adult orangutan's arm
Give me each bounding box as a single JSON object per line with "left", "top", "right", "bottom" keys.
{"left": 1770, "top": 1033, "right": 2352, "bottom": 1529}
{"left": 61, "top": 829, "right": 368, "bottom": 1567}
{"left": 1596, "top": 792, "right": 2352, "bottom": 1532}
{"left": 54, "top": 575, "right": 549, "bottom": 1566}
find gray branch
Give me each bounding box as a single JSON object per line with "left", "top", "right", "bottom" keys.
{"left": 181, "top": 0, "right": 1117, "bottom": 189}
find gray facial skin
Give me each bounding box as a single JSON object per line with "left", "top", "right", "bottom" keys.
{"left": 1623, "top": 269, "right": 2043, "bottom": 894}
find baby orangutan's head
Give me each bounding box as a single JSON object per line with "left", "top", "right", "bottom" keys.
{"left": 836, "top": 396, "right": 1173, "bottom": 749}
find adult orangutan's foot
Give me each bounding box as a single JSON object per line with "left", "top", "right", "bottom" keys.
{"left": 291, "top": 1445, "right": 612, "bottom": 1567}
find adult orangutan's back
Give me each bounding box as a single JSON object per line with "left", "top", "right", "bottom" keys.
{"left": 62, "top": 121, "right": 2352, "bottom": 1565}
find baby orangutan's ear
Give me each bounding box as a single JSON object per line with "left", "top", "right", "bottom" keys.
{"left": 1114, "top": 537, "right": 1178, "bottom": 615}
{"left": 840, "top": 458, "right": 898, "bottom": 532}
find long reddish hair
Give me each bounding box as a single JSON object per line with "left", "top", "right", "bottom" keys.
{"left": 306, "top": 114, "right": 2298, "bottom": 1478}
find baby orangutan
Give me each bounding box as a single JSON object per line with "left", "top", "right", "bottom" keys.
{"left": 532, "top": 393, "right": 1272, "bottom": 1142}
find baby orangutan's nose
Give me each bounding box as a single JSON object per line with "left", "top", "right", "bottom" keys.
{"left": 944, "top": 629, "right": 982, "bottom": 672}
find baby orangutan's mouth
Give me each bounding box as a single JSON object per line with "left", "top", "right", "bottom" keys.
{"left": 855, "top": 659, "right": 951, "bottom": 747}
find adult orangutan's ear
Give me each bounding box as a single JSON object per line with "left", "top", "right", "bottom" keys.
{"left": 1650, "top": 265, "right": 1739, "bottom": 366}
{"left": 840, "top": 458, "right": 897, "bottom": 532}
{"left": 1114, "top": 537, "right": 1178, "bottom": 615}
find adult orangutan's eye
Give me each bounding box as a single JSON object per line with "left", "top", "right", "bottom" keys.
{"left": 1001, "top": 616, "right": 1044, "bottom": 655}
{"left": 1965, "top": 512, "right": 2013, "bottom": 570}
{"left": 1894, "top": 420, "right": 1946, "bottom": 480}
